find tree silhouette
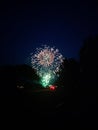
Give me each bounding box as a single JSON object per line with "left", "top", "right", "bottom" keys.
{"left": 79, "top": 35, "right": 98, "bottom": 128}
{"left": 80, "top": 35, "right": 98, "bottom": 89}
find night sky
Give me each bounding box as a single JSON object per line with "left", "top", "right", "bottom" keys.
{"left": 0, "top": 1, "right": 98, "bottom": 65}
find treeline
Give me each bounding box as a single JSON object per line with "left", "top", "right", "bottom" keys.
{"left": 0, "top": 35, "right": 98, "bottom": 95}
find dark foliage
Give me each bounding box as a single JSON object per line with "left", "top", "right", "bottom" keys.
{"left": 79, "top": 35, "right": 98, "bottom": 128}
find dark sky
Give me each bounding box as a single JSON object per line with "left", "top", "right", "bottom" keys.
{"left": 0, "top": 0, "right": 98, "bottom": 65}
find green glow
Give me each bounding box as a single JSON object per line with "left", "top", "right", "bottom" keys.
{"left": 41, "top": 73, "right": 51, "bottom": 87}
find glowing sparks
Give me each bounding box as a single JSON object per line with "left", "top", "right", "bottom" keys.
{"left": 31, "top": 45, "right": 64, "bottom": 87}
{"left": 37, "top": 49, "right": 54, "bottom": 67}
{"left": 41, "top": 73, "right": 51, "bottom": 87}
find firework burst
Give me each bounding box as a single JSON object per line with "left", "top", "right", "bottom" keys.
{"left": 31, "top": 45, "right": 64, "bottom": 87}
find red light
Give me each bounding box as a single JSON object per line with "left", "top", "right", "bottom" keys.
{"left": 49, "top": 85, "right": 56, "bottom": 90}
